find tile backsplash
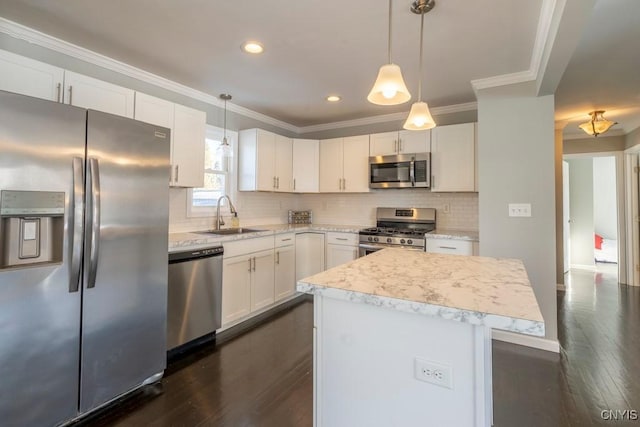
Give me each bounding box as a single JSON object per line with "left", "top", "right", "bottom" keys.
{"left": 169, "top": 188, "right": 478, "bottom": 233}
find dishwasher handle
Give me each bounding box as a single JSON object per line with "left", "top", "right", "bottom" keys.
{"left": 169, "top": 246, "right": 224, "bottom": 264}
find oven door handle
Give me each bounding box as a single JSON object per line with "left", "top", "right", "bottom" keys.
{"left": 358, "top": 243, "right": 389, "bottom": 250}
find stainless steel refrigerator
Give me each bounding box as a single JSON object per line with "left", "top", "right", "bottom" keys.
{"left": 0, "top": 90, "right": 170, "bottom": 426}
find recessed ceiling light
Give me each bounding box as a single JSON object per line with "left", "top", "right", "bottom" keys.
{"left": 327, "top": 95, "right": 341, "bottom": 102}
{"left": 242, "top": 41, "right": 264, "bottom": 54}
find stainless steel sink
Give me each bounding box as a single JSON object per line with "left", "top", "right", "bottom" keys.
{"left": 195, "top": 228, "right": 265, "bottom": 236}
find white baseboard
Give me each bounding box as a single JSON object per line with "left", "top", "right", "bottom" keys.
{"left": 492, "top": 330, "right": 560, "bottom": 353}
{"left": 570, "top": 264, "right": 596, "bottom": 271}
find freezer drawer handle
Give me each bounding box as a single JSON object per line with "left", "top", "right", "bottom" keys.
{"left": 69, "top": 157, "right": 84, "bottom": 292}
{"left": 87, "top": 158, "right": 101, "bottom": 289}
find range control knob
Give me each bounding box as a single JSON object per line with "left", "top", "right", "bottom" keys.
{"left": 386, "top": 238, "right": 392, "bottom": 243}
{"left": 373, "top": 237, "right": 379, "bottom": 242}
{"left": 407, "top": 239, "right": 413, "bottom": 245}
{"left": 400, "top": 239, "right": 406, "bottom": 244}
{"left": 368, "top": 236, "right": 373, "bottom": 242}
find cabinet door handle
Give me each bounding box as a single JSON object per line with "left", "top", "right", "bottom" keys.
{"left": 68, "top": 85, "right": 73, "bottom": 105}
{"left": 273, "top": 176, "right": 277, "bottom": 189}
{"left": 439, "top": 246, "right": 457, "bottom": 250}
{"left": 276, "top": 176, "right": 280, "bottom": 189}
{"left": 248, "top": 258, "right": 252, "bottom": 272}
{"left": 343, "top": 178, "right": 346, "bottom": 190}
{"left": 394, "top": 140, "right": 398, "bottom": 152}
{"left": 175, "top": 165, "right": 179, "bottom": 182}
{"left": 293, "top": 178, "right": 296, "bottom": 191}
{"left": 281, "top": 238, "right": 292, "bottom": 242}
{"left": 276, "top": 251, "right": 280, "bottom": 264}
{"left": 398, "top": 138, "right": 402, "bottom": 152}
{"left": 56, "top": 83, "right": 62, "bottom": 103}
{"left": 335, "top": 237, "right": 348, "bottom": 241}
{"left": 252, "top": 257, "right": 256, "bottom": 271}
{"left": 431, "top": 175, "right": 435, "bottom": 189}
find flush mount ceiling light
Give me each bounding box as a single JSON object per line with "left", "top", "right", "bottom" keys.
{"left": 326, "top": 95, "right": 341, "bottom": 102}
{"left": 367, "top": 0, "right": 411, "bottom": 105}
{"left": 403, "top": 0, "right": 437, "bottom": 131}
{"left": 578, "top": 110, "right": 618, "bottom": 137}
{"left": 242, "top": 41, "right": 264, "bottom": 54}
{"left": 217, "top": 94, "right": 233, "bottom": 158}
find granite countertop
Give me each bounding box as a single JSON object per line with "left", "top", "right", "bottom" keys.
{"left": 426, "top": 229, "right": 479, "bottom": 241}
{"left": 296, "top": 248, "right": 544, "bottom": 336}
{"left": 169, "top": 223, "right": 366, "bottom": 251}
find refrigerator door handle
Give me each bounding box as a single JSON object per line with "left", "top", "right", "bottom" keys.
{"left": 69, "top": 157, "right": 84, "bottom": 292}
{"left": 87, "top": 158, "right": 101, "bottom": 289}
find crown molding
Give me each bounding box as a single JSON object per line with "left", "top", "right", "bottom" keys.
{"left": 0, "top": 17, "right": 299, "bottom": 133}
{"left": 299, "top": 102, "right": 478, "bottom": 134}
{"left": 471, "top": 0, "right": 556, "bottom": 94}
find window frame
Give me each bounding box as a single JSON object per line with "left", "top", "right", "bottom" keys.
{"left": 186, "top": 125, "right": 237, "bottom": 217}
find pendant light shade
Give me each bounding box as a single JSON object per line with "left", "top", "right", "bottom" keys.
{"left": 578, "top": 110, "right": 617, "bottom": 137}
{"left": 403, "top": 101, "right": 436, "bottom": 130}
{"left": 367, "top": 0, "right": 411, "bottom": 106}
{"left": 217, "top": 94, "right": 233, "bottom": 158}
{"left": 367, "top": 64, "right": 412, "bottom": 105}
{"left": 403, "top": 0, "right": 436, "bottom": 131}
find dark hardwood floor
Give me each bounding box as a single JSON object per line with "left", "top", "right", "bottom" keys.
{"left": 80, "top": 264, "right": 640, "bottom": 426}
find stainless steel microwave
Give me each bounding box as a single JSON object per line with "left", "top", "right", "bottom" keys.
{"left": 369, "top": 153, "right": 431, "bottom": 189}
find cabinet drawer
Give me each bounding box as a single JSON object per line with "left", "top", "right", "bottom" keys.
{"left": 326, "top": 232, "right": 358, "bottom": 246}
{"left": 223, "top": 236, "right": 274, "bottom": 258}
{"left": 426, "top": 238, "right": 473, "bottom": 256}
{"left": 275, "top": 232, "right": 295, "bottom": 248}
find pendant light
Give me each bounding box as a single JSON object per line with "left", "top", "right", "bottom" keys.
{"left": 403, "top": 0, "right": 436, "bottom": 130}
{"left": 217, "top": 94, "right": 233, "bottom": 157}
{"left": 578, "top": 110, "right": 617, "bottom": 137}
{"left": 367, "top": 0, "right": 411, "bottom": 105}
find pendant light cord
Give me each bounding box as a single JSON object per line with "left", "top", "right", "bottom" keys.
{"left": 387, "top": 0, "right": 392, "bottom": 64}
{"left": 418, "top": 10, "right": 425, "bottom": 101}
{"left": 223, "top": 98, "right": 227, "bottom": 141}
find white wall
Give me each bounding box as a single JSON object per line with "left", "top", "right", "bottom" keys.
{"left": 593, "top": 156, "right": 617, "bottom": 239}
{"left": 478, "top": 93, "right": 557, "bottom": 343}
{"left": 567, "top": 158, "right": 595, "bottom": 267}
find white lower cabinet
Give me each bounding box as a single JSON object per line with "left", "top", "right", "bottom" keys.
{"left": 296, "top": 232, "right": 325, "bottom": 280}
{"left": 250, "top": 249, "right": 275, "bottom": 311}
{"left": 426, "top": 238, "right": 474, "bottom": 256}
{"left": 221, "top": 253, "right": 252, "bottom": 325}
{"left": 274, "top": 244, "right": 296, "bottom": 301}
{"left": 325, "top": 232, "right": 358, "bottom": 269}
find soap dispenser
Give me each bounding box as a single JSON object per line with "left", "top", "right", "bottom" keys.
{"left": 231, "top": 212, "right": 240, "bottom": 227}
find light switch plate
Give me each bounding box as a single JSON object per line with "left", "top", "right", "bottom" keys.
{"left": 508, "top": 203, "right": 531, "bottom": 217}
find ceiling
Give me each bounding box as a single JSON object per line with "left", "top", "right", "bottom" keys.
{"left": 0, "top": 0, "right": 638, "bottom": 137}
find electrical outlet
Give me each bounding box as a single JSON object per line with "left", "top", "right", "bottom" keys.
{"left": 414, "top": 357, "right": 453, "bottom": 389}
{"left": 443, "top": 203, "right": 450, "bottom": 214}
{"left": 508, "top": 203, "right": 531, "bottom": 217}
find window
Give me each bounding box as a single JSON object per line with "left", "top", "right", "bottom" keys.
{"left": 188, "top": 126, "right": 234, "bottom": 216}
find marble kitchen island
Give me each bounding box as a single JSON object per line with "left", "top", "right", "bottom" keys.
{"left": 297, "top": 248, "right": 544, "bottom": 427}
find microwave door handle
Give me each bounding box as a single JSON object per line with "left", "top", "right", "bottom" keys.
{"left": 410, "top": 159, "right": 416, "bottom": 187}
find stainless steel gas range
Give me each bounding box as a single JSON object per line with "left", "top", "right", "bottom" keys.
{"left": 358, "top": 207, "right": 436, "bottom": 257}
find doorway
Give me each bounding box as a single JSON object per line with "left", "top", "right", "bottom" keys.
{"left": 563, "top": 153, "right": 624, "bottom": 281}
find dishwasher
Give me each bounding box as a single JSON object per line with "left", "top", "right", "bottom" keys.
{"left": 167, "top": 245, "right": 224, "bottom": 353}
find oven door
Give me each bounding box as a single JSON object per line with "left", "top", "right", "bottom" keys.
{"left": 358, "top": 243, "right": 424, "bottom": 257}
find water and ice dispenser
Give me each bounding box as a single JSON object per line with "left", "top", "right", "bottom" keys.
{"left": 0, "top": 190, "right": 65, "bottom": 269}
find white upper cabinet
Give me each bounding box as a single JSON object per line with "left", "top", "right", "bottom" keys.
{"left": 319, "top": 135, "right": 370, "bottom": 193}
{"left": 275, "top": 134, "right": 293, "bottom": 192}
{"left": 239, "top": 129, "right": 293, "bottom": 192}
{"left": 172, "top": 104, "right": 206, "bottom": 187}
{"left": 64, "top": 71, "right": 135, "bottom": 118}
{"left": 292, "top": 139, "right": 319, "bottom": 193}
{"left": 135, "top": 93, "right": 206, "bottom": 187}
{"left": 369, "top": 130, "right": 430, "bottom": 156}
{"left": 0, "top": 49, "right": 64, "bottom": 102}
{"left": 430, "top": 123, "right": 476, "bottom": 192}
{"left": 342, "top": 135, "right": 370, "bottom": 192}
